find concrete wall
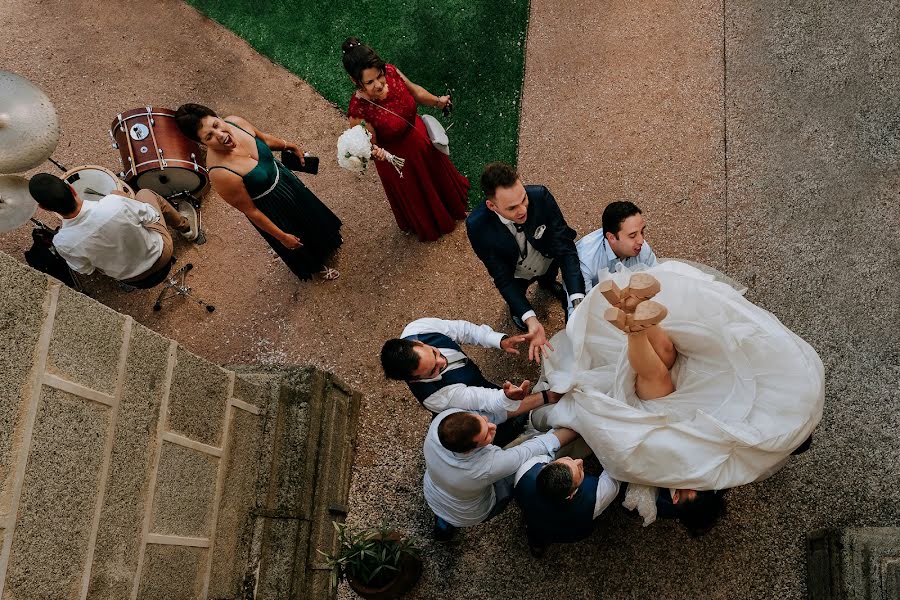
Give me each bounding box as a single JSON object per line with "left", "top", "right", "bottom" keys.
{"left": 0, "top": 250, "right": 357, "bottom": 600}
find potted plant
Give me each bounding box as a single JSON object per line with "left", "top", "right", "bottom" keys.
{"left": 319, "top": 522, "right": 423, "bottom": 599}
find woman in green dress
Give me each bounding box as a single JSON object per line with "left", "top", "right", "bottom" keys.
{"left": 175, "top": 104, "right": 342, "bottom": 280}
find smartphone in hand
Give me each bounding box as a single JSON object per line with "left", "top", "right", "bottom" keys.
{"left": 442, "top": 91, "right": 453, "bottom": 118}
{"left": 281, "top": 151, "right": 319, "bottom": 175}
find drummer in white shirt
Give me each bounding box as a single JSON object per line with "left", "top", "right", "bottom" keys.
{"left": 28, "top": 173, "right": 198, "bottom": 284}
{"left": 570, "top": 201, "right": 658, "bottom": 312}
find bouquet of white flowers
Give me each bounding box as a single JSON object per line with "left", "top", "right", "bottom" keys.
{"left": 336, "top": 122, "right": 405, "bottom": 176}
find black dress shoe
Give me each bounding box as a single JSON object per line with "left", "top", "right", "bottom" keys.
{"left": 528, "top": 541, "right": 548, "bottom": 558}
{"left": 511, "top": 312, "right": 528, "bottom": 332}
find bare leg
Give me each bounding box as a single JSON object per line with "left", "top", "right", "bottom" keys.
{"left": 646, "top": 324, "right": 677, "bottom": 370}
{"left": 627, "top": 328, "right": 676, "bottom": 400}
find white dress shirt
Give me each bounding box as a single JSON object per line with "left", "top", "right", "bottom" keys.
{"left": 496, "top": 214, "right": 584, "bottom": 322}
{"left": 576, "top": 227, "right": 658, "bottom": 292}
{"left": 53, "top": 195, "right": 163, "bottom": 280}
{"left": 423, "top": 408, "right": 562, "bottom": 527}
{"left": 401, "top": 318, "right": 519, "bottom": 415}
{"left": 514, "top": 455, "right": 621, "bottom": 518}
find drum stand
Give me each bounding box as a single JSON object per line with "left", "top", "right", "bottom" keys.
{"left": 153, "top": 262, "right": 215, "bottom": 313}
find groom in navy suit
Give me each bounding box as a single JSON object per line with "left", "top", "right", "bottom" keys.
{"left": 466, "top": 162, "right": 586, "bottom": 362}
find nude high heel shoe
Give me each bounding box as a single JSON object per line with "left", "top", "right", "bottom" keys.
{"left": 604, "top": 301, "right": 668, "bottom": 333}
{"left": 599, "top": 273, "right": 661, "bottom": 313}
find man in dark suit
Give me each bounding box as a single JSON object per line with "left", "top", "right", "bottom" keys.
{"left": 466, "top": 162, "right": 586, "bottom": 362}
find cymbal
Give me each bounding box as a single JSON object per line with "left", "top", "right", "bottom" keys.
{"left": 0, "top": 71, "right": 60, "bottom": 174}
{"left": 0, "top": 175, "right": 37, "bottom": 233}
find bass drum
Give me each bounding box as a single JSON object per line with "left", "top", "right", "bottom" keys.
{"left": 63, "top": 165, "right": 134, "bottom": 200}
{"left": 110, "top": 106, "right": 209, "bottom": 199}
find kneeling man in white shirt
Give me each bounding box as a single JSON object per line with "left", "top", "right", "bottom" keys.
{"left": 423, "top": 407, "right": 577, "bottom": 541}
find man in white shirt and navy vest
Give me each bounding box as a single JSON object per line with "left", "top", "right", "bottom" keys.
{"left": 28, "top": 173, "right": 198, "bottom": 284}
{"left": 381, "top": 318, "right": 559, "bottom": 448}
{"left": 514, "top": 454, "right": 621, "bottom": 557}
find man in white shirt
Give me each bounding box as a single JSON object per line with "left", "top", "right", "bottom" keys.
{"left": 28, "top": 173, "right": 198, "bottom": 283}
{"left": 574, "top": 201, "right": 658, "bottom": 309}
{"left": 381, "top": 318, "right": 561, "bottom": 447}
{"left": 423, "top": 408, "right": 577, "bottom": 540}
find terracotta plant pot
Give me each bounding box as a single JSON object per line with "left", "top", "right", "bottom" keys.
{"left": 346, "top": 532, "right": 423, "bottom": 599}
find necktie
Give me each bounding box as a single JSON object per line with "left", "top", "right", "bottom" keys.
{"left": 513, "top": 223, "right": 527, "bottom": 259}
{"left": 443, "top": 350, "right": 468, "bottom": 372}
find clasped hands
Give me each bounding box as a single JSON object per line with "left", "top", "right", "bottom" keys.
{"left": 501, "top": 379, "right": 564, "bottom": 403}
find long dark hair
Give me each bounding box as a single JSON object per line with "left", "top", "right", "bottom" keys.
{"left": 341, "top": 37, "right": 386, "bottom": 86}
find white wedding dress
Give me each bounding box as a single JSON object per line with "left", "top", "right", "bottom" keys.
{"left": 544, "top": 260, "right": 824, "bottom": 490}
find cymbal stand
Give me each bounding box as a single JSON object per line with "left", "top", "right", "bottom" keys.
{"left": 47, "top": 156, "right": 68, "bottom": 173}
{"left": 153, "top": 262, "right": 214, "bottom": 313}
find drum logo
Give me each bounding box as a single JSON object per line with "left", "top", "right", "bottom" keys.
{"left": 130, "top": 123, "right": 150, "bottom": 141}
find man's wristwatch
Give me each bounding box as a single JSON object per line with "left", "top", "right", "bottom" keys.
{"left": 541, "top": 390, "right": 549, "bottom": 405}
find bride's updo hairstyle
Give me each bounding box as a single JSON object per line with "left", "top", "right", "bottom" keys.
{"left": 678, "top": 491, "right": 727, "bottom": 537}
{"left": 437, "top": 412, "right": 482, "bottom": 453}
{"left": 341, "top": 36, "right": 386, "bottom": 87}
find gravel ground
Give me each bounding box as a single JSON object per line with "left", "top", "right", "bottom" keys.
{"left": 2, "top": 1, "right": 897, "bottom": 599}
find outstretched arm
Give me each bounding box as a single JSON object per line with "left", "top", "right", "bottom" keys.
{"left": 396, "top": 68, "right": 450, "bottom": 110}
{"left": 400, "top": 318, "right": 514, "bottom": 349}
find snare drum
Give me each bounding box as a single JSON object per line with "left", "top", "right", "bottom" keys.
{"left": 110, "top": 106, "right": 209, "bottom": 198}
{"left": 63, "top": 165, "right": 135, "bottom": 200}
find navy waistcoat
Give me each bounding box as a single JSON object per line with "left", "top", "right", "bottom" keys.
{"left": 514, "top": 463, "right": 598, "bottom": 544}
{"left": 405, "top": 332, "right": 499, "bottom": 410}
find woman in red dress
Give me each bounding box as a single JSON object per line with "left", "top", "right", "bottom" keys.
{"left": 342, "top": 37, "right": 469, "bottom": 242}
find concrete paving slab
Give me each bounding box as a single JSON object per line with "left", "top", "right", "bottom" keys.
{"left": 87, "top": 324, "right": 170, "bottom": 600}
{"left": 136, "top": 544, "right": 206, "bottom": 600}
{"left": 5, "top": 385, "right": 108, "bottom": 600}
{"left": 150, "top": 442, "right": 218, "bottom": 539}
{"left": 231, "top": 374, "right": 266, "bottom": 408}
{"left": 47, "top": 285, "right": 126, "bottom": 396}
{"left": 0, "top": 253, "right": 48, "bottom": 516}
{"left": 209, "top": 408, "right": 264, "bottom": 599}
{"left": 166, "top": 346, "right": 230, "bottom": 448}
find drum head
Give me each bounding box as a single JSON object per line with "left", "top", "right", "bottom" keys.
{"left": 135, "top": 167, "right": 204, "bottom": 197}
{"left": 63, "top": 166, "right": 121, "bottom": 200}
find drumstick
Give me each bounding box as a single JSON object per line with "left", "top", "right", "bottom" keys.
{"left": 83, "top": 187, "right": 106, "bottom": 197}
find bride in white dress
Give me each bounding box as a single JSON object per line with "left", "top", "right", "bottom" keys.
{"left": 543, "top": 260, "right": 824, "bottom": 492}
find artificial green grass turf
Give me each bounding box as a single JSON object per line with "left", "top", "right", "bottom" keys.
{"left": 185, "top": 0, "right": 530, "bottom": 207}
